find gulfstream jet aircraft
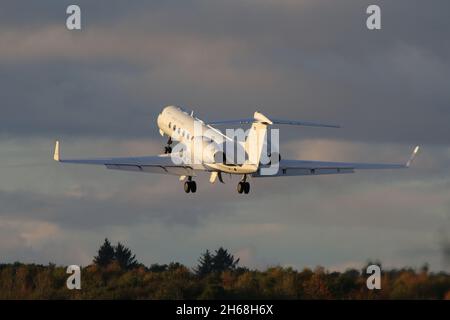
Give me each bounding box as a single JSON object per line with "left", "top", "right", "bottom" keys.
{"left": 53, "top": 105, "right": 419, "bottom": 194}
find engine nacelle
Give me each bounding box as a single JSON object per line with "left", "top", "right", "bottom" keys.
{"left": 193, "top": 137, "right": 223, "bottom": 164}
{"left": 192, "top": 137, "right": 250, "bottom": 165}
{"left": 260, "top": 152, "right": 281, "bottom": 165}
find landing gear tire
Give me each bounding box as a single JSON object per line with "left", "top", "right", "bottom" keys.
{"left": 184, "top": 180, "right": 197, "bottom": 193}
{"left": 237, "top": 182, "right": 250, "bottom": 194}
{"left": 243, "top": 182, "right": 250, "bottom": 194}
{"left": 237, "top": 182, "right": 244, "bottom": 194}
{"left": 184, "top": 181, "right": 191, "bottom": 193}
{"left": 190, "top": 181, "right": 197, "bottom": 193}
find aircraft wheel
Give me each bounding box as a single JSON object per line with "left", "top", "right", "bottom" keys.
{"left": 237, "top": 182, "right": 244, "bottom": 194}
{"left": 243, "top": 182, "right": 250, "bottom": 194}
{"left": 164, "top": 146, "right": 172, "bottom": 154}
{"left": 190, "top": 181, "right": 197, "bottom": 193}
{"left": 184, "top": 181, "right": 191, "bottom": 193}
{"left": 237, "top": 181, "right": 244, "bottom": 193}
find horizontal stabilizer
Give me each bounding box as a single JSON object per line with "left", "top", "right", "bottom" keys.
{"left": 271, "top": 119, "right": 340, "bottom": 128}
{"left": 208, "top": 115, "right": 339, "bottom": 128}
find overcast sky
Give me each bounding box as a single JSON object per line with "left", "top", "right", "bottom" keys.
{"left": 0, "top": 0, "right": 449, "bottom": 272}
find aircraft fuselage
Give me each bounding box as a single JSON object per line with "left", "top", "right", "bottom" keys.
{"left": 157, "top": 106, "right": 257, "bottom": 174}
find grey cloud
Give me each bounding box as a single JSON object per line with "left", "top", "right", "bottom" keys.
{"left": 0, "top": 1, "right": 449, "bottom": 271}
{"left": 0, "top": 185, "right": 235, "bottom": 229}
{"left": 0, "top": 1, "right": 449, "bottom": 144}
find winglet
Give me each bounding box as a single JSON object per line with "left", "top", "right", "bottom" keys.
{"left": 406, "top": 145, "right": 420, "bottom": 167}
{"left": 53, "top": 140, "right": 60, "bottom": 161}
{"left": 254, "top": 111, "right": 273, "bottom": 125}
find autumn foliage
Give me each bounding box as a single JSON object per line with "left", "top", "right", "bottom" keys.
{"left": 0, "top": 240, "right": 449, "bottom": 299}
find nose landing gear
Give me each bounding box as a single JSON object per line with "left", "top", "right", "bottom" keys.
{"left": 164, "top": 138, "right": 173, "bottom": 154}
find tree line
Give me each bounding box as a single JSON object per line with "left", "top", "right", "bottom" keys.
{"left": 0, "top": 238, "right": 449, "bottom": 299}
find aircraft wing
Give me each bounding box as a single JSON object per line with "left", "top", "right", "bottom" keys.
{"left": 53, "top": 141, "right": 205, "bottom": 176}
{"left": 253, "top": 146, "right": 420, "bottom": 177}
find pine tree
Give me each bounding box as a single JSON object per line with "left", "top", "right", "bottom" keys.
{"left": 195, "top": 248, "right": 240, "bottom": 276}
{"left": 195, "top": 249, "right": 214, "bottom": 276}
{"left": 93, "top": 238, "right": 115, "bottom": 267}
{"left": 212, "top": 247, "right": 239, "bottom": 273}
{"left": 114, "top": 242, "right": 138, "bottom": 270}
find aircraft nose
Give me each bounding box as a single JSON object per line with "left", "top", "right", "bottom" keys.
{"left": 157, "top": 112, "right": 164, "bottom": 127}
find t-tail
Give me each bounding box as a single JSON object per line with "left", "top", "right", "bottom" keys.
{"left": 244, "top": 112, "right": 272, "bottom": 167}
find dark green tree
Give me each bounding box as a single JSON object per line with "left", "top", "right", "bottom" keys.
{"left": 195, "top": 249, "right": 214, "bottom": 276}
{"left": 195, "top": 248, "right": 240, "bottom": 276}
{"left": 212, "top": 247, "right": 240, "bottom": 273}
{"left": 93, "top": 238, "right": 115, "bottom": 267}
{"left": 114, "top": 242, "right": 138, "bottom": 270}
{"left": 149, "top": 264, "right": 168, "bottom": 273}
{"left": 168, "top": 262, "right": 185, "bottom": 271}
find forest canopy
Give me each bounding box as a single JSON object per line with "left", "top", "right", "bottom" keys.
{"left": 0, "top": 239, "right": 449, "bottom": 299}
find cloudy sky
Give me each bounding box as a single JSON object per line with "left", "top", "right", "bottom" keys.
{"left": 0, "top": 0, "right": 449, "bottom": 272}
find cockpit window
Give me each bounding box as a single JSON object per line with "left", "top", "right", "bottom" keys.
{"left": 168, "top": 122, "right": 171, "bottom": 129}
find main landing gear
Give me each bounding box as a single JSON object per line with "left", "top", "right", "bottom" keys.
{"left": 164, "top": 137, "right": 173, "bottom": 154}
{"left": 237, "top": 175, "right": 250, "bottom": 194}
{"left": 184, "top": 177, "right": 197, "bottom": 193}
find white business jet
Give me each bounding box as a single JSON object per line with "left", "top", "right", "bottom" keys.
{"left": 53, "top": 105, "right": 419, "bottom": 194}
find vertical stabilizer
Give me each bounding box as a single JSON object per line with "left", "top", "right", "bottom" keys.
{"left": 245, "top": 112, "right": 272, "bottom": 165}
